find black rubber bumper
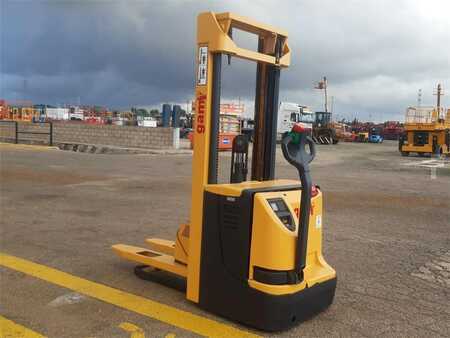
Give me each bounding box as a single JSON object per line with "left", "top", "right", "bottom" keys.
{"left": 199, "top": 277, "right": 337, "bottom": 332}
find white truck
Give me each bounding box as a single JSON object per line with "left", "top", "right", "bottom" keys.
{"left": 277, "top": 102, "right": 314, "bottom": 139}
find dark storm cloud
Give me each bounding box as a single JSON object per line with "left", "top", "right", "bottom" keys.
{"left": 2, "top": 0, "right": 449, "bottom": 120}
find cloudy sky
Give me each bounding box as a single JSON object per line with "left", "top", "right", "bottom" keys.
{"left": 2, "top": 0, "right": 449, "bottom": 121}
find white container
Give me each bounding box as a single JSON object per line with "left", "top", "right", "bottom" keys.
{"left": 46, "top": 108, "right": 70, "bottom": 120}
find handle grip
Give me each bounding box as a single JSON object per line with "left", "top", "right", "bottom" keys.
{"left": 281, "top": 133, "right": 315, "bottom": 171}
{"left": 281, "top": 131, "right": 316, "bottom": 281}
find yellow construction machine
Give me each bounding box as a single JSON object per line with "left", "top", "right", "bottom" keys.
{"left": 113, "top": 12, "right": 336, "bottom": 331}
{"left": 399, "top": 106, "right": 450, "bottom": 157}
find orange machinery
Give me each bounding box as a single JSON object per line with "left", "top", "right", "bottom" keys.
{"left": 190, "top": 102, "right": 244, "bottom": 150}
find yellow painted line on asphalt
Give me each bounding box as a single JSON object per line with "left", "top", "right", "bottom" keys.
{"left": 0, "top": 315, "right": 46, "bottom": 338}
{"left": 119, "top": 322, "right": 145, "bottom": 338}
{"left": 0, "top": 142, "right": 58, "bottom": 151}
{"left": 0, "top": 253, "right": 260, "bottom": 338}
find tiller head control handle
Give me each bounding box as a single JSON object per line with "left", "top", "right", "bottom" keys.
{"left": 281, "top": 124, "right": 315, "bottom": 170}
{"left": 281, "top": 124, "right": 316, "bottom": 281}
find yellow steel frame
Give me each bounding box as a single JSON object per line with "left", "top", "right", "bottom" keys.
{"left": 188, "top": 12, "right": 291, "bottom": 302}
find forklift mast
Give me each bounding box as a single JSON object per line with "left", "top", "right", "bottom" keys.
{"left": 189, "top": 12, "right": 290, "bottom": 301}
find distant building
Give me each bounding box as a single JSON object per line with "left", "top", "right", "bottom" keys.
{"left": 45, "top": 107, "right": 70, "bottom": 120}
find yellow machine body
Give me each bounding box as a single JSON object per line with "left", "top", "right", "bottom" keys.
{"left": 113, "top": 179, "right": 336, "bottom": 293}
{"left": 113, "top": 11, "right": 336, "bottom": 331}
{"left": 400, "top": 108, "right": 450, "bottom": 156}
{"left": 248, "top": 190, "right": 334, "bottom": 295}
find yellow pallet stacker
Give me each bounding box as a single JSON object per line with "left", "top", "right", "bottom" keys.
{"left": 113, "top": 12, "right": 336, "bottom": 331}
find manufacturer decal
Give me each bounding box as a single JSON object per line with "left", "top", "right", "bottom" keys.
{"left": 294, "top": 203, "right": 315, "bottom": 218}
{"left": 196, "top": 93, "right": 206, "bottom": 133}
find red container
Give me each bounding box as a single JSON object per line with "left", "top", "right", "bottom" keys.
{"left": 188, "top": 132, "right": 237, "bottom": 151}
{"left": 218, "top": 133, "right": 236, "bottom": 151}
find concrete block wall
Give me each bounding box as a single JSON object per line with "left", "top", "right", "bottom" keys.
{"left": 0, "top": 122, "right": 51, "bottom": 144}
{"left": 0, "top": 122, "right": 174, "bottom": 149}
{"left": 0, "top": 123, "right": 16, "bottom": 141}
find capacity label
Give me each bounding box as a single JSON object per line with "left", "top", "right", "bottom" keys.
{"left": 197, "top": 46, "right": 208, "bottom": 85}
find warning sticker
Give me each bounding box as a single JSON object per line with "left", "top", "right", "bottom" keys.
{"left": 315, "top": 215, "right": 322, "bottom": 229}
{"left": 197, "top": 46, "right": 208, "bottom": 86}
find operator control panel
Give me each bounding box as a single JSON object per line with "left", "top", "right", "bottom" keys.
{"left": 267, "top": 198, "right": 295, "bottom": 231}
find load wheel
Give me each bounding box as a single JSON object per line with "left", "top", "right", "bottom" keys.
{"left": 401, "top": 152, "right": 409, "bottom": 157}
